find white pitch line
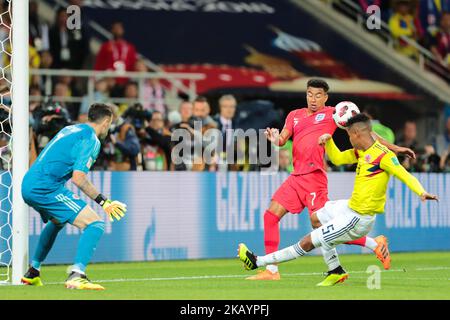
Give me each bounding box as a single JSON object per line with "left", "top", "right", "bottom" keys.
{"left": 40, "top": 266, "right": 450, "bottom": 286}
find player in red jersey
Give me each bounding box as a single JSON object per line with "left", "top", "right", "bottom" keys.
{"left": 247, "top": 79, "right": 415, "bottom": 283}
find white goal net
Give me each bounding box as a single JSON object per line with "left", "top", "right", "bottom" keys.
{"left": 0, "top": 0, "right": 29, "bottom": 284}
{"left": 0, "top": 0, "right": 12, "bottom": 284}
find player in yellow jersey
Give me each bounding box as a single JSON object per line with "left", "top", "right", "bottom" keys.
{"left": 238, "top": 113, "right": 438, "bottom": 285}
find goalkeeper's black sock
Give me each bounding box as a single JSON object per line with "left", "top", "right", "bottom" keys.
{"left": 24, "top": 266, "right": 40, "bottom": 278}
{"left": 328, "top": 265, "right": 346, "bottom": 275}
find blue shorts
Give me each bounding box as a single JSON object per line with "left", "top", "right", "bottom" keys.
{"left": 22, "top": 186, "right": 87, "bottom": 224}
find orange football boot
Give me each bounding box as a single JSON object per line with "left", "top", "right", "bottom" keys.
{"left": 374, "top": 235, "right": 391, "bottom": 270}
{"left": 245, "top": 269, "right": 281, "bottom": 280}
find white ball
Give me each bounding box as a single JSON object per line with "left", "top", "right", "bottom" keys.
{"left": 333, "top": 101, "right": 360, "bottom": 129}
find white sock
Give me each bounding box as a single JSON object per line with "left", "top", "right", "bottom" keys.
{"left": 266, "top": 264, "right": 279, "bottom": 273}
{"left": 257, "top": 242, "right": 306, "bottom": 267}
{"left": 365, "top": 237, "right": 378, "bottom": 251}
{"left": 321, "top": 247, "right": 341, "bottom": 271}
{"left": 68, "top": 266, "right": 85, "bottom": 275}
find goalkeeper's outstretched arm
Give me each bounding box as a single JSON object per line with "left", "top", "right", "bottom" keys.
{"left": 72, "top": 170, "right": 127, "bottom": 221}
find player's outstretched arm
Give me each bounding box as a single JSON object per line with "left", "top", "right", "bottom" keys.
{"left": 379, "top": 155, "right": 439, "bottom": 202}
{"left": 372, "top": 132, "right": 416, "bottom": 159}
{"left": 72, "top": 171, "right": 127, "bottom": 221}
{"left": 319, "top": 134, "right": 358, "bottom": 166}
{"left": 420, "top": 192, "right": 439, "bottom": 202}
{"left": 264, "top": 128, "right": 291, "bottom": 146}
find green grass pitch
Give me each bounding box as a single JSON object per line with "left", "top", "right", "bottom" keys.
{"left": 1, "top": 251, "right": 449, "bottom": 300}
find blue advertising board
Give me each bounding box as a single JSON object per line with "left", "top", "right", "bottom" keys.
{"left": 1, "top": 172, "right": 449, "bottom": 266}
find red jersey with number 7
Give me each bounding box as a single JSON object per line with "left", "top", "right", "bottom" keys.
{"left": 283, "top": 106, "right": 337, "bottom": 175}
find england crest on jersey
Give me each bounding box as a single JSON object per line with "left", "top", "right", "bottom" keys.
{"left": 315, "top": 113, "right": 325, "bottom": 122}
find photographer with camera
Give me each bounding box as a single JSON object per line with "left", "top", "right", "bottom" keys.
{"left": 100, "top": 104, "right": 141, "bottom": 171}
{"left": 174, "top": 96, "right": 218, "bottom": 172}
{"left": 140, "top": 110, "right": 171, "bottom": 171}
{"left": 32, "top": 99, "right": 72, "bottom": 154}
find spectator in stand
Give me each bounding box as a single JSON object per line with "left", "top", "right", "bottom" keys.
{"left": 94, "top": 21, "right": 137, "bottom": 87}
{"left": 191, "top": 96, "right": 218, "bottom": 130}
{"left": 190, "top": 96, "right": 217, "bottom": 171}
{"left": 214, "top": 94, "right": 237, "bottom": 134}
{"left": 28, "top": 45, "right": 42, "bottom": 87}
{"left": 170, "top": 100, "right": 193, "bottom": 131}
{"left": 364, "top": 105, "right": 396, "bottom": 143}
{"left": 3, "top": 44, "right": 41, "bottom": 85}
{"left": 141, "top": 111, "right": 172, "bottom": 171}
{"left": 418, "top": 0, "right": 450, "bottom": 39}
{"left": 440, "top": 147, "right": 450, "bottom": 171}
{"left": 397, "top": 120, "right": 419, "bottom": 149}
{"left": 29, "top": 85, "right": 42, "bottom": 131}
{"left": 417, "top": 144, "right": 441, "bottom": 172}
{"left": 33, "top": 101, "right": 71, "bottom": 153}
{"left": 55, "top": 75, "right": 81, "bottom": 120}
{"left": 134, "top": 59, "right": 167, "bottom": 117}
{"left": 278, "top": 148, "right": 293, "bottom": 173}
{"left": 52, "top": 82, "right": 74, "bottom": 121}
{"left": 430, "top": 12, "right": 450, "bottom": 67}
{"left": 396, "top": 120, "right": 421, "bottom": 170}
{"left": 170, "top": 101, "right": 194, "bottom": 171}
{"left": 173, "top": 97, "right": 217, "bottom": 171}
{"left": 178, "top": 100, "right": 193, "bottom": 126}
{"left": 213, "top": 94, "right": 238, "bottom": 170}
{"left": 103, "top": 104, "right": 141, "bottom": 171}
{"left": 78, "top": 79, "right": 111, "bottom": 123}
{"left": 118, "top": 81, "right": 139, "bottom": 116}
{"left": 36, "top": 51, "right": 54, "bottom": 95}
{"left": 29, "top": 1, "right": 50, "bottom": 53}
{"left": 49, "top": 7, "right": 89, "bottom": 69}
{"left": 389, "top": 0, "right": 419, "bottom": 59}
{"left": 431, "top": 115, "right": 450, "bottom": 159}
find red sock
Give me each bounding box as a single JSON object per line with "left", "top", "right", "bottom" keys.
{"left": 264, "top": 210, "right": 280, "bottom": 254}
{"left": 345, "top": 236, "right": 367, "bottom": 247}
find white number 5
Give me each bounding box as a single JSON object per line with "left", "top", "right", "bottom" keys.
{"left": 310, "top": 192, "right": 316, "bottom": 207}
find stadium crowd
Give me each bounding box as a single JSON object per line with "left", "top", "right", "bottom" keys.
{"left": 348, "top": 0, "right": 450, "bottom": 73}
{"left": 0, "top": 0, "right": 449, "bottom": 173}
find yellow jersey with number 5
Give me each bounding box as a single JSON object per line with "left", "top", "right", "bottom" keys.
{"left": 325, "top": 139, "right": 425, "bottom": 215}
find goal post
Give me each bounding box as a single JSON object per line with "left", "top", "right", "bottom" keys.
{"left": 11, "top": 0, "right": 29, "bottom": 285}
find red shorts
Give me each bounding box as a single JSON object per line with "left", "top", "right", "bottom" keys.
{"left": 272, "top": 171, "right": 328, "bottom": 216}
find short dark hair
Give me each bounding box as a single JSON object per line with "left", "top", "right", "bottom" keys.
{"left": 88, "top": 103, "right": 113, "bottom": 123}
{"left": 346, "top": 113, "right": 371, "bottom": 128}
{"left": 111, "top": 21, "right": 123, "bottom": 27}
{"left": 363, "top": 105, "right": 379, "bottom": 119}
{"left": 194, "top": 96, "right": 208, "bottom": 103}
{"left": 307, "top": 79, "right": 329, "bottom": 93}
{"left": 125, "top": 81, "right": 138, "bottom": 88}
{"left": 56, "top": 7, "right": 66, "bottom": 16}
